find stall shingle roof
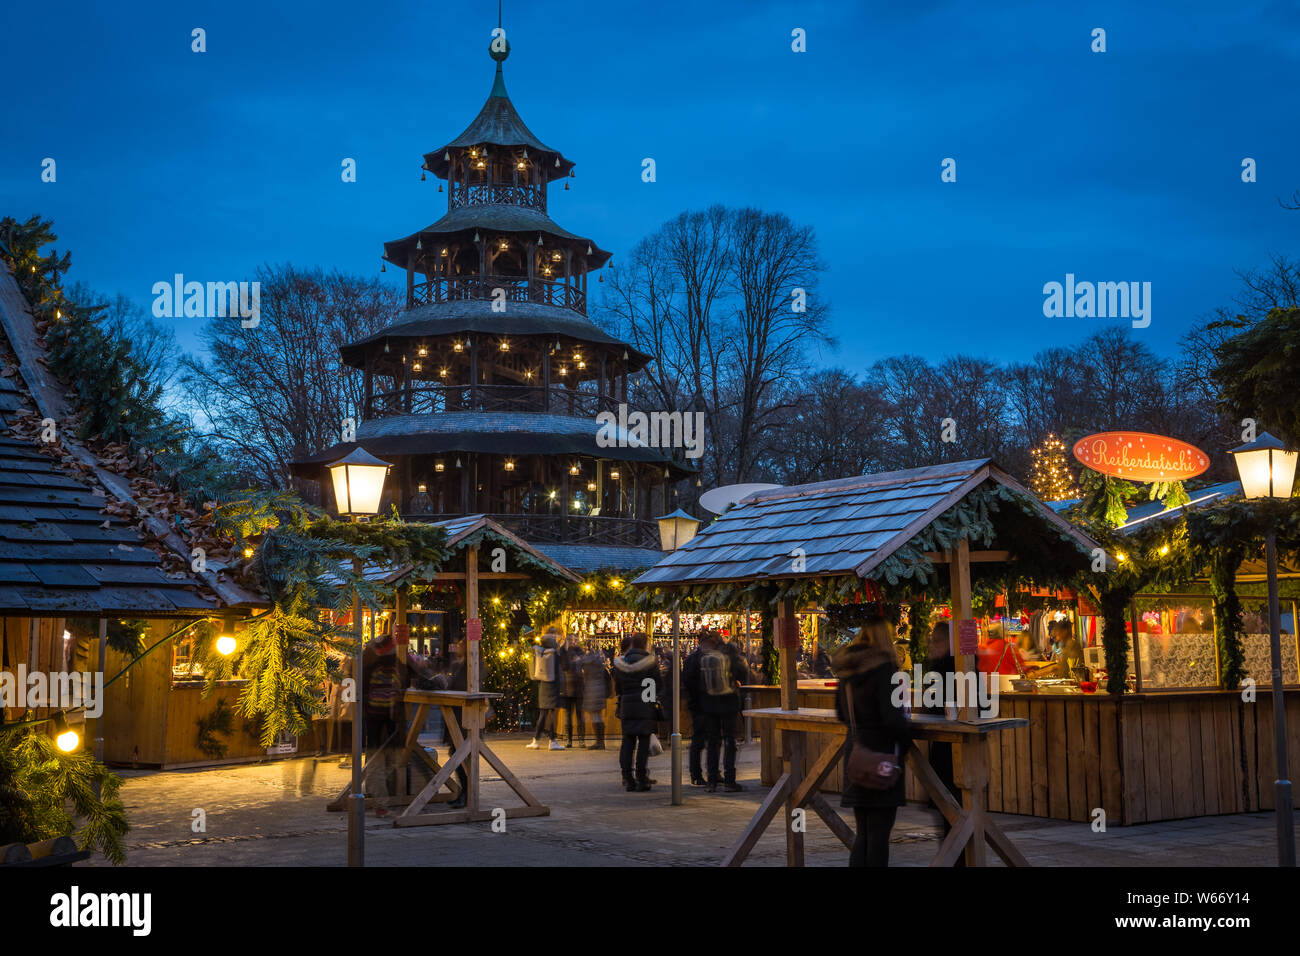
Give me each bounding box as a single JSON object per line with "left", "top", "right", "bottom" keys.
{"left": 0, "top": 260, "right": 225, "bottom": 616}
{"left": 634, "top": 459, "right": 1100, "bottom": 588}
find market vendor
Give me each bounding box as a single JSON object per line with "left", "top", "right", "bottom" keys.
{"left": 1031, "top": 619, "right": 1085, "bottom": 679}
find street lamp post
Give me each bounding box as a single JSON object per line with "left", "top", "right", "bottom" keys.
{"left": 1230, "top": 431, "right": 1298, "bottom": 868}
{"left": 657, "top": 510, "right": 700, "bottom": 807}
{"left": 328, "top": 448, "right": 392, "bottom": 869}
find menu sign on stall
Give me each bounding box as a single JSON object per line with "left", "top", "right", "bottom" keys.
{"left": 958, "top": 619, "right": 979, "bottom": 655}
{"left": 1071, "top": 431, "right": 1210, "bottom": 482}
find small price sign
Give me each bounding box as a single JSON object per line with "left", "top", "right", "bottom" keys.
{"left": 958, "top": 619, "right": 979, "bottom": 655}
{"left": 467, "top": 618, "right": 482, "bottom": 643}
{"left": 780, "top": 616, "right": 799, "bottom": 649}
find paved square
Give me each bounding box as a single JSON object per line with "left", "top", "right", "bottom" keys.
{"left": 85, "top": 735, "right": 1291, "bottom": 867}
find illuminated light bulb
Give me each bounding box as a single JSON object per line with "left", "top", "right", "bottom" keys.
{"left": 1160, "top": 545, "right": 1170, "bottom": 555}
{"left": 418, "top": 346, "right": 427, "bottom": 357}
{"left": 216, "top": 634, "right": 237, "bottom": 656}
{"left": 435, "top": 461, "right": 445, "bottom": 473}
{"left": 57, "top": 729, "right": 79, "bottom": 752}
{"left": 243, "top": 547, "right": 254, "bottom": 558}
{"left": 610, "top": 469, "right": 620, "bottom": 480}
{"left": 454, "top": 341, "right": 464, "bottom": 352}
{"left": 610, "top": 579, "right": 621, "bottom": 588}
{"left": 412, "top": 361, "right": 422, "bottom": 372}
{"left": 439, "top": 367, "right": 448, "bottom": 378}
{"left": 1116, "top": 553, "right": 1127, "bottom": 563}
{"left": 504, "top": 459, "right": 515, "bottom": 471}
{"left": 500, "top": 340, "right": 509, "bottom": 352}
{"left": 587, "top": 481, "right": 596, "bottom": 491}
{"left": 569, "top": 464, "right": 580, "bottom": 476}
{"left": 418, "top": 483, "right": 427, "bottom": 494}
{"left": 559, "top": 366, "right": 568, "bottom": 376}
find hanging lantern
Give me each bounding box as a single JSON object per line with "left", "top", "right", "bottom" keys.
{"left": 564, "top": 182, "right": 569, "bottom": 190}
{"left": 445, "top": 151, "right": 451, "bottom": 161}
{"left": 505, "top": 459, "right": 516, "bottom": 471}
{"left": 380, "top": 262, "right": 386, "bottom": 273}
{"left": 610, "top": 468, "right": 621, "bottom": 480}
{"left": 420, "top": 172, "right": 426, "bottom": 181}
{"left": 438, "top": 183, "right": 443, "bottom": 193}
{"left": 569, "top": 463, "right": 580, "bottom": 476}
{"left": 416, "top": 239, "right": 423, "bottom": 250}
{"left": 435, "top": 461, "right": 445, "bottom": 473}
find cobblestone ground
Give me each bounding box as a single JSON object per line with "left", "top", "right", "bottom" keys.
{"left": 84, "top": 734, "right": 1291, "bottom": 867}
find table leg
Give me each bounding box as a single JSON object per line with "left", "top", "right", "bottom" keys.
{"left": 785, "top": 731, "right": 806, "bottom": 867}
{"left": 723, "top": 772, "right": 792, "bottom": 867}
{"left": 958, "top": 737, "right": 989, "bottom": 867}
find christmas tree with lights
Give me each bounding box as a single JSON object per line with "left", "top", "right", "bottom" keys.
{"left": 1029, "top": 433, "right": 1078, "bottom": 501}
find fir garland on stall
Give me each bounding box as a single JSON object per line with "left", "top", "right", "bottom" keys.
{"left": 201, "top": 493, "right": 450, "bottom": 746}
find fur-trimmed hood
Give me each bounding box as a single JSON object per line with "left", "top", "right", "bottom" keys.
{"left": 613, "top": 650, "right": 658, "bottom": 674}
{"left": 831, "top": 641, "right": 897, "bottom": 679}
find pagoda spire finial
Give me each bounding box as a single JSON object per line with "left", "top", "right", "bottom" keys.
{"left": 488, "top": 14, "right": 510, "bottom": 98}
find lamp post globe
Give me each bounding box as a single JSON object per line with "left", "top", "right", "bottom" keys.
{"left": 328, "top": 448, "right": 393, "bottom": 516}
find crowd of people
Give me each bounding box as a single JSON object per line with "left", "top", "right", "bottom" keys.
{"left": 525, "top": 626, "right": 751, "bottom": 794}
{"left": 356, "top": 617, "right": 955, "bottom": 867}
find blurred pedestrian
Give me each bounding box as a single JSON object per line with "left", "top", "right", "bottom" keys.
{"left": 697, "top": 630, "right": 748, "bottom": 792}
{"left": 682, "top": 631, "right": 708, "bottom": 786}
{"left": 613, "top": 633, "right": 662, "bottom": 791}
{"left": 580, "top": 640, "right": 612, "bottom": 750}
{"left": 558, "top": 633, "right": 585, "bottom": 747}
{"left": 833, "top": 618, "right": 912, "bottom": 867}
{"left": 527, "top": 629, "right": 564, "bottom": 750}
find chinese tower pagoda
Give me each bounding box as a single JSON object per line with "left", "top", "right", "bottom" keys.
{"left": 294, "top": 33, "right": 692, "bottom": 573}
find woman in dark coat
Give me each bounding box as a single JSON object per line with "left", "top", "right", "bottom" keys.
{"left": 833, "top": 618, "right": 912, "bottom": 867}
{"left": 612, "top": 634, "right": 662, "bottom": 791}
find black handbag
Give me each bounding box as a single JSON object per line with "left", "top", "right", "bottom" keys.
{"left": 844, "top": 683, "right": 901, "bottom": 790}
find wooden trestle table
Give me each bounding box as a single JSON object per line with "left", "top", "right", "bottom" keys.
{"left": 328, "top": 689, "right": 549, "bottom": 826}
{"left": 726, "top": 707, "right": 1030, "bottom": 867}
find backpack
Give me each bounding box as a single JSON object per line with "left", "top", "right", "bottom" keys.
{"left": 530, "top": 647, "right": 556, "bottom": 682}
{"left": 701, "top": 649, "right": 735, "bottom": 696}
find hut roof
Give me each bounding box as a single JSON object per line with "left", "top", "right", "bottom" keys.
{"left": 333, "top": 514, "right": 581, "bottom": 586}
{"left": 422, "top": 59, "right": 575, "bottom": 183}
{"left": 634, "top": 459, "right": 1101, "bottom": 588}
{"left": 339, "top": 299, "right": 649, "bottom": 369}
{"left": 0, "top": 262, "right": 248, "bottom": 615}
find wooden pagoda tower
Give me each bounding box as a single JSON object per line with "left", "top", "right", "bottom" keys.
{"left": 294, "top": 33, "right": 691, "bottom": 573}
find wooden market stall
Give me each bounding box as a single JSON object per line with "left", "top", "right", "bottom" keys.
{"left": 636, "top": 458, "right": 1103, "bottom": 864}
{"left": 328, "top": 513, "right": 578, "bottom": 825}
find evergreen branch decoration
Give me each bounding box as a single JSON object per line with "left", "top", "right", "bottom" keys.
{"left": 195, "top": 698, "right": 235, "bottom": 759}
{"left": 0, "top": 727, "right": 130, "bottom": 864}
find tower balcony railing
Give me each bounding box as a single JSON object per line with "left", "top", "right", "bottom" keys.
{"left": 398, "top": 512, "right": 660, "bottom": 550}
{"left": 410, "top": 274, "right": 586, "bottom": 315}
{"left": 365, "top": 383, "right": 635, "bottom": 420}
{"left": 449, "top": 181, "right": 546, "bottom": 212}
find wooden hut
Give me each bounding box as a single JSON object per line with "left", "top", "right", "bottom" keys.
{"left": 0, "top": 254, "right": 263, "bottom": 768}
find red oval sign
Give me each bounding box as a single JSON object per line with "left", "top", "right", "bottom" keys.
{"left": 1072, "top": 432, "right": 1210, "bottom": 482}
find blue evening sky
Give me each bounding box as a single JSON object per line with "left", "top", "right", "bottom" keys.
{"left": 2, "top": 0, "right": 1297, "bottom": 371}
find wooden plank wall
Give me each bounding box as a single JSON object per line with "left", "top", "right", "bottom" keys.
{"left": 751, "top": 686, "right": 1300, "bottom": 825}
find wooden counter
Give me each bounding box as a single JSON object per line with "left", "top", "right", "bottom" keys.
{"left": 747, "top": 684, "right": 1300, "bottom": 825}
